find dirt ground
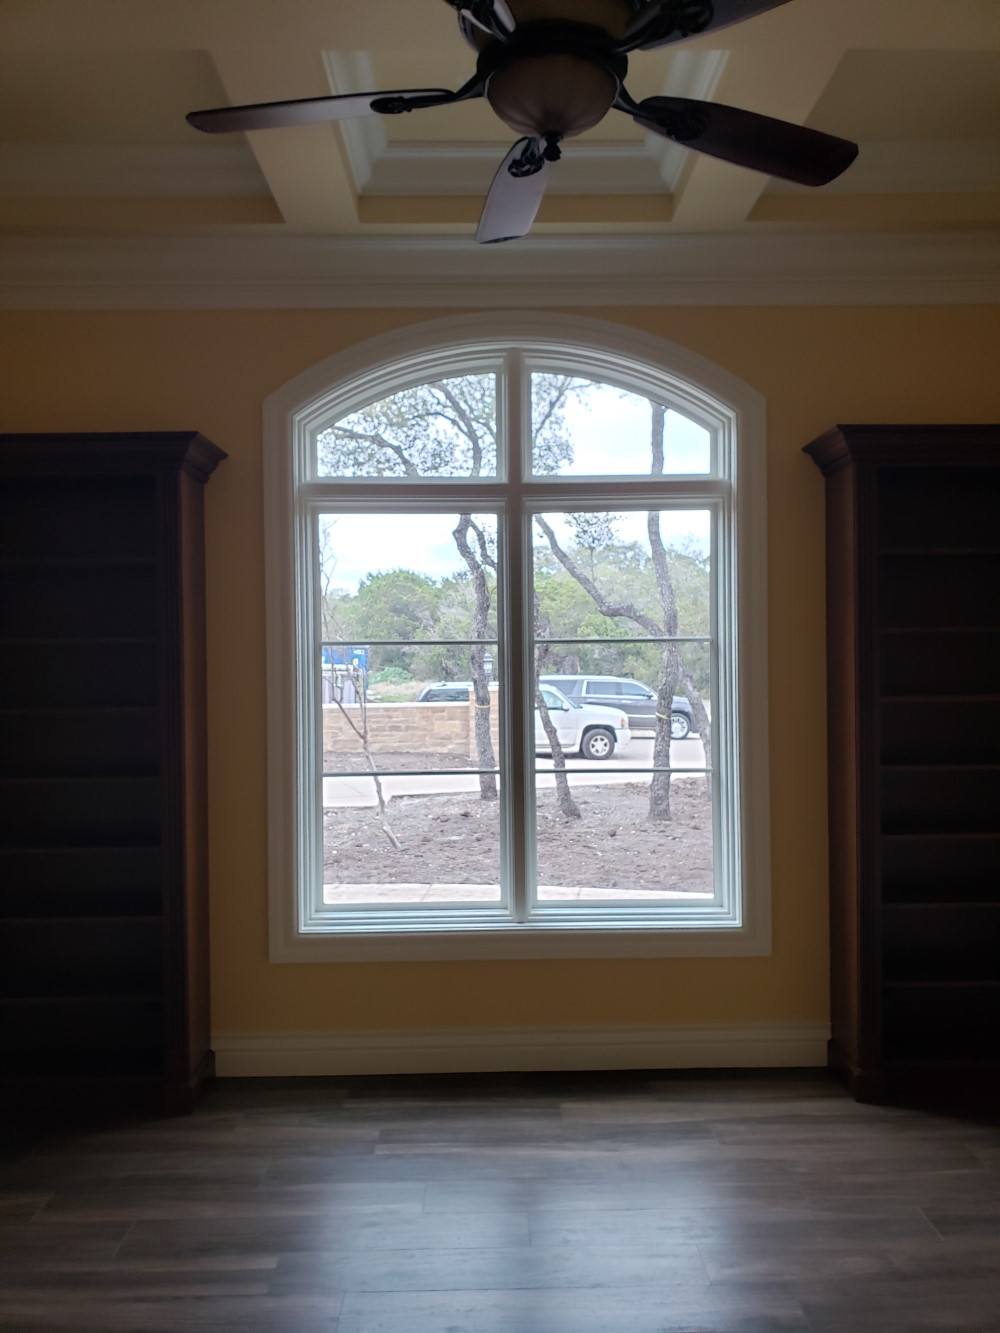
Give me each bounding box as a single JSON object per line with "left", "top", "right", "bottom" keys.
{"left": 323, "top": 777, "right": 713, "bottom": 896}
{"left": 325, "top": 750, "right": 477, "bottom": 773}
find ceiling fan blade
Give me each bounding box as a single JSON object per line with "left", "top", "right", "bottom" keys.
{"left": 632, "top": 96, "right": 858, "bottom": 186}
{"left": 187, "top": 88, "right": 460, "bottom": 135}
{"left": 623, "top": 0, "right": 793, "bottom": 50}
{"left": 477, "top": 138, "right": 550, "bottom": 245}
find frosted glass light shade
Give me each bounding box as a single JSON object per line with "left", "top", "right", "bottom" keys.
{"left": 487, "top": 54, "right": 618, "bottom": 137}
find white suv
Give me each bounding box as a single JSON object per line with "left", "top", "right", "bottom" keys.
{"left": 536, "top": 684, "right": 631, "bottom": 761}
{"left": 416, "top": 681, "right": 632, "bottom": 760}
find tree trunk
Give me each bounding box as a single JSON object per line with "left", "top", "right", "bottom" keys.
{"left": 332, "top": 667, "right": 401, "bottom": 850}
{"left": 454, "top": 515, "right": 498, "bottom": 801}
{"left": 681, "top": 667, "right": 713, "bottom": 801}
{"left": 646, "top": 403, "right": 682, "bottom": 823}
{"left": 535, "top": 611, "right": 581, "bottom": 820}
{"left": 534, "top": 688, "right": 582, "bottom": 820}
{"left": 649, "top": 643, "right": 682, "bottom": 820}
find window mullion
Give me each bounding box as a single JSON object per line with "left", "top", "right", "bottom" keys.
{"left": 503, "top": 352, "right": 531, "bottom": 923}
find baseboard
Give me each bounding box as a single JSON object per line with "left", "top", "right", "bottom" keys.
{"left": 212, "top": 1022, "right": 829, "bottom": 1078}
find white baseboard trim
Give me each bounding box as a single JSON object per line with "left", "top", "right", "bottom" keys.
{"left": 212, "top": 1022, "right": 829, "bottom": 1078}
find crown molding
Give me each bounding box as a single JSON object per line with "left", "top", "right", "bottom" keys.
{"left": 1, "top": 229, "right": 999, "bottom": 310}
{"left": 0, "top": 143, "right": 268, "bottom": 199}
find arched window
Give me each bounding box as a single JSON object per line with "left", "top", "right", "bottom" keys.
{"left": 264, "top": 315, "right": 769, "bottom": 960}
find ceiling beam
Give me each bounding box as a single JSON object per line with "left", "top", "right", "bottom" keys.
{"left": 656, "top": 0, "right": 1000, "bottom": 229}
{"left": 669, "top": 27, "right": 844, "bottom": 229}
{"left": 208, "top": 43, "right": 359, "bottom": 231}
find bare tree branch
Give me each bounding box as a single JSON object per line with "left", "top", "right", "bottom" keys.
{"left": 330, "top": 426, "right": 420, "bottom": 478}
{"left": 331, "top": 666, "right": 401, "bottom": 850}
{"left": 434, "top": 383, "right": 490, "bottom": 476}
{"left": 469, "top": 519, "right": 498, "bottom": 572}
{"left": 535, "top": 515, "right": 663, "bottom": 639}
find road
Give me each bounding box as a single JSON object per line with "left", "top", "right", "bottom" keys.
{"left": 323, "top": 736, "right": 708, "bottom": 809}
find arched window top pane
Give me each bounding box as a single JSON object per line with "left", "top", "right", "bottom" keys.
{"left": 530, "top": 374, "right": 713, "bottom": 479}
{"left": 314, "top": 373, "right": 498, "bottom": 480}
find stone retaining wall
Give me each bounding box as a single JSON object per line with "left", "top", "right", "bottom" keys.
{"left": 323, "top": 686, "right": 501, "bottom": 761}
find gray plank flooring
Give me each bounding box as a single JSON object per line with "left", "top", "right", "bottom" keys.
{"left": 1, "top": 1071, "right": 999, "bottom": 1331}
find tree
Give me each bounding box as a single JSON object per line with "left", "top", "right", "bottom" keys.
{"left": 535, "top": 593, "right": 581, "bottom": 821}
{"left": 322, "top": 375, "right": 501, "bottom": 798}
{"left": 535, "top": 403, "right": 713, "bottom": 821}
{"left": 336, "top": 570, "right": 440, "bottom": 655}
{"left": 331, "top": 663, "right": 400, "bottom": 851}
{"left": 320, "top": 372, "right": 581, "bottom": 802}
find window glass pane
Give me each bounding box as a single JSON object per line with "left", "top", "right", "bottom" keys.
{"left": 319, "top": 510, "right": 504, "bottom": 909}
{"left": 319, "top": 513, "right": 499, "bottom": 643}
{"left": 534, "top": 509, "right": 711, "bottom": 641}
{"left": 535, "top": 643, "right": 711, "bottom": 758}
{"left": 531, "top": 374, "right": 711, "bottom": 477}
{"left": 534, "top": 772, "right": 715, "bottom": 903}
{"left": 533, "top": 632, "right": 714, "bottom": 902}
{"left": 325, "top": 779, "right": 502, "bottom": 907}
{"left": 322, "top": 644, "right": 499, "bottom": 775}
{"left": 316, "top": 374, "right": 498, "bottom": 479}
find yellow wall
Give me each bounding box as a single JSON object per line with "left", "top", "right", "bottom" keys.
{"left": 3, "top": 305, "right": 999, "bottom": 1036}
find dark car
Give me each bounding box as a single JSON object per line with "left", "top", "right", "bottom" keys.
{"left": 539, "top": 674, "right": 695, "bottom": 739}
{"left": 416, "top": 682, "right": 473, "bottom": 703}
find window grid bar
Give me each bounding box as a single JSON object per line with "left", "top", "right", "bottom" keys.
{"left": 301, "top": 479, "right": 727, "bottom": 501}
{"left": 322, "top": 637, "right": 705, "bottom": 647}
{"left": 505, "top": 350, "right": 531, "bottom": 923}
{"left": 324, "top": 769, "right": 500, "bottom": 779}
{"left": 322, "top": 767, "right": 712, "bottom": 779}
{"left": 537, "top": 768, "right": 712, "bottom": 776}
{"left": 322, "top": 639, "right": 497, "bottom": 649}
{"left": 536, "top": 636, "right": 711, "bottom": 646}
{"left": 322, "top": 637, "right": 707, "bottom": 648}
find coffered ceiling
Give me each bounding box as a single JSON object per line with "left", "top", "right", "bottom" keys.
{"left": 1, "top": 0, "right": 999, "bottom": 305}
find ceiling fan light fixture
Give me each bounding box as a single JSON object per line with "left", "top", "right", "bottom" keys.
{"left": 188, "top": 0, "right": 857, "bottom": 245}
{"left": 487, "top": 53, "right": 618, "bottom": 138}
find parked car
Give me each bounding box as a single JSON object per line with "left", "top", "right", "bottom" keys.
{"left": 415, "top": 681, "right": 631, "bottom": 760}
{"left": 536, "top": 683, "right": 631, "bottom": 761}
{"left": 416, "top": 682, "right": 473, "bottom": 703}
{"left": 539, "top": 674, "right": 695, "bottom": 740}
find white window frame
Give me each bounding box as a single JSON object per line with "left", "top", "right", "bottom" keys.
{"left": 263, "top": 313, "right": 769, "bottom": 962}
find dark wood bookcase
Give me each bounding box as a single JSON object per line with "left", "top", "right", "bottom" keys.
{"left": 0, "top": 433, "right": 225, "bottom": 1113}
{"left": 806, "top": 425, "right": 1000, "bottom": 1101}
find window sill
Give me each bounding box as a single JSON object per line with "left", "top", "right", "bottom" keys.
{"left": 269, "top": 915, "right": 771, "bottom": 962}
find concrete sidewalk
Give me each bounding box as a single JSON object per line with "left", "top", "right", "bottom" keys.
{"left": 323, "top": 882, "right": 715, "bottom": 903}
{"left": 323, "top": 737, "right": 707, "bottom": 808}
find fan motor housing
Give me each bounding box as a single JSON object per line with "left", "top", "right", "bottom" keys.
{"left": 476, "top": 19, "right": 629, "bottom": 141}
{"left": 487, "top": 53, "right": 618, "bottom": 138}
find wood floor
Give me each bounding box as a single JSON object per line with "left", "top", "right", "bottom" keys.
{"left": 1, "top": 1071, "right": 999, "bottom": 1332}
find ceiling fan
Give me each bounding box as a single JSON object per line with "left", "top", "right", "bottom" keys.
{"left": 187, "top": 0, "right": 858, "bottom": 244}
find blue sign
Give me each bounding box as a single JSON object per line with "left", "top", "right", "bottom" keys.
{"left": 322, "top": 645, "right": 368, "bottom": 670}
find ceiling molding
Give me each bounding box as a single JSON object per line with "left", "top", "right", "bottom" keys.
{"left": 364, "top": 142, "right": 667, "bottom": 198}
{"left": 770, "top": 140, "right": 1000, "bottom": 197}
{"left": 321, "top": 48, "right": 728, "bottom": 199}
{"left": 323, "top": 49, "right": 385, "bottom": 194}
{"left": 0, "top": 143, "right": 268, "bottom": 199}
{"left": 2, "top": 230, "right": 999, "bottom": 310}
{"left": 655, "top": 49, "right": 728, "bottom": 190}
